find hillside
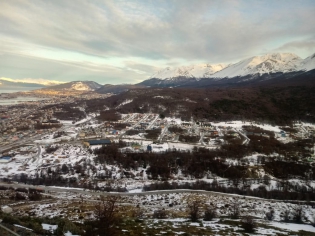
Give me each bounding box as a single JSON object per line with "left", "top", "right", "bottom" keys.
{"left": 97, "top": 83, "right": 315, "bottom": 125}
{"left": 96, "top": 84, "right": 146, "bottom": 94}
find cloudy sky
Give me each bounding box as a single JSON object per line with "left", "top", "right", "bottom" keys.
{"left": 1, "top": 0, "right": 315, "bottom": 85}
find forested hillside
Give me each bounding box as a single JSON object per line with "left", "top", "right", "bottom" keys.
{"left": 87, "top": 85, "right": 315, "bottom": 125}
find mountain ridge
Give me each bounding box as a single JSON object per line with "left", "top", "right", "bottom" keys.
{"left": 138, "top": 52, "right": 315, "bottom": 88}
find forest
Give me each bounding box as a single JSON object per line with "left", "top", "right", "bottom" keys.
{"left": 92, "top": 141, "right": 314, "bottom": 182}
{"left": 79, "top": 85, "right": 315, "bottom": 125}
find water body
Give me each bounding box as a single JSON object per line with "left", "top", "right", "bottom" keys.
{"left": 0, "top": 87, "right": 40, "bottom": 94}
{"left": 0, "top": 96, "right": 48, "bottom": 105}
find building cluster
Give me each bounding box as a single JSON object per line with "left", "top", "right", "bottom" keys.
{"left": 0, "top": 92, "right": 107, "bottom": 147}
{"left": 0, "top": 104, "right": 56, "bottom": 145}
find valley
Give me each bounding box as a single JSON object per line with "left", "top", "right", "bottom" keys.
{"left": 1, "top": 82, "right": 315, "bottom": 234}
{"left": 1, "top": 0, "right": 315, "bottom": 234}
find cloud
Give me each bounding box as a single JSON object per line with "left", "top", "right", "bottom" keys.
{"left": 0, "top": 77, "right": 65, "bottom": 86}
{"left": 0, "top": 53, "right": 148, "bottom": 84}
{"left": 0, "top": 0, "right": 314, "bottom": 83}
{"left": 124, "top": 61, "right": 159, "bottom": 74}
{"left": 273, "top": 39, "right": 315, "bottom": 56}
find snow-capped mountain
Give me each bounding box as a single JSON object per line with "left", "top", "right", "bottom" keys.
{"left": 69, "top": 81, "right": 100, "bottom": 91}
{"left": 212, "top": 53, "right": 302, "bottom": 79}
{"left": 298, "top": 53, "right": 315, "bottom": 72}
{"left": 139, "top": 52, "right": 315, "bottom": 87}
{"left": 150, "top": 64, "right": 227, "bottom": 80}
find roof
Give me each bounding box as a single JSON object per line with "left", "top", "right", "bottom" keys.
{"left": 87, "top": 139, "right": 111, "bottom": 145}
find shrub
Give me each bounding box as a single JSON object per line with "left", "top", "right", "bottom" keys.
{"left": 153, "top": 209, "right": 167, "bottom": 219}
{"left": 0, "top": 186, "right": 8, "bottom": 190}
{"left": 132, "top": 206, "right": 144, "bottom": 219}
{"left": 187, "top": 200, "right": 202, "bottom": 222}
{"left": 265, "top": 209, "right": 275, "bottom": 221}
{"left": 229, "top": 199, "right": 240, "bottom": 219}
{"left": 204, "top": 205, "right": 217, "bottom": 221}
{"left": 283, "top": 209, "right": 290, "bottom": 222}
{"left": 241, "top": 215, "right": 256, "bottom": 233}
{"left": 292, "top": 205, "right": 304, "bottom": 223}
{"left": 12, "top": 192, "right": 26, "bottom": 200}
{"left": 2, "top": 215, "right": 21, "bottom": 225}
{"left": 28, "top": 192, "right": 42, "bottom": 201}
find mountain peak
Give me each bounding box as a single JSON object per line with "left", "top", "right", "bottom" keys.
{"left": 212, "top": 52, "right": 303, "bottom": 78}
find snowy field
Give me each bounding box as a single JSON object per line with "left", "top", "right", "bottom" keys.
{"left": 3, "top": 189, "right": 315, "bottom": 235}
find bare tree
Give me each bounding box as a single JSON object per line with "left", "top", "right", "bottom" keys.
{"left": 93, "top": 196, "right": 121, "bottom": 236}
{"left": 204, "top": 205, "right": 217, "bottom": 221}
{"left": 292, "top": 204, "right": 304, "bottom": 223}
{"left": 229, "top": 198, "right": 241, "bottom": 219}
{"left": 283, "top": 209, "right": 290, "bottom": 222}
{"left": 265, "top": 209, "right": 275, "bottom": 221}
{"left": 187, "top": 199, "right": 202, "bottom": 222}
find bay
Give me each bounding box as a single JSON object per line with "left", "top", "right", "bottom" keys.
{"left": 0, "top": 87, "right": 40, "bottom": 94}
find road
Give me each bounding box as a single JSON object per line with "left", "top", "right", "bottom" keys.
{"left": 0, "top": 223, "right": 20, "bottom": 236}
{"left": 146, "top": 114, "right": 159, "bottom": 130}
{"left": 0, "top": 133, "right": 44, "bottom": 154}
{"left": 1, "top": 182, "right": 314, "bottom": 204}
{"left": 158, "top": 122, "right": 169, "bottom": 142}
{"left": 234, "top": 128, "right": 250, "bottom": 145}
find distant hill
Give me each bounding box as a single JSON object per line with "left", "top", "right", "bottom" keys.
{"left": 96, "top": 84, "right": 146, "bottom": 94}
{"left": 38, "top": 81, "right": 102, "bottom": 91}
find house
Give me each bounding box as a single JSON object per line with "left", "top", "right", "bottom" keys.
{"left": 0, "top": 156, "right": 12, "bottom": 163}
{"left": 112, "top": 130, "right": 119, "bottom": 135}
{"left": 277, "top": 130, "right": 287, "bottom": 138}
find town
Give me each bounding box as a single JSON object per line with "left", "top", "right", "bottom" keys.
{"left": 1, "top": 91, "right": 315, "bottom": 233}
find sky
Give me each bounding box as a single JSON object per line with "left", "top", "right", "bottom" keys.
{"left": 0, "top": 0, "right": 315, "bottom": 85}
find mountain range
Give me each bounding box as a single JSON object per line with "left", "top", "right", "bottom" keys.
{"left": 1, "top": 52, "right": 314, "bottom": 94}
{"left": 138, "top": 52, "right": 315, "bottom": 87}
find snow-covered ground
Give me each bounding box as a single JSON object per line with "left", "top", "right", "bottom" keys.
{"left": 211, "top": 120, "right": 282, "bottom": 132}
{"left": 4, "top": 189, "right": 315, "bottom": 234}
